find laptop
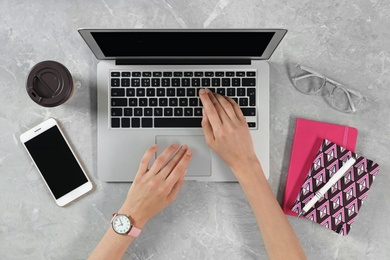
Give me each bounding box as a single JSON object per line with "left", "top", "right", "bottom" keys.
{"left": 78, "top": 29, "right": 287, "bottom": 182}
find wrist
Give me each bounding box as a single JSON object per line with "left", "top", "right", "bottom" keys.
{"left": 118, "top": 203, "right": 148, "bottom": 229}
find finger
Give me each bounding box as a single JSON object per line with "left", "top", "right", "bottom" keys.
{"left": 137, "top": 144, "right": 158, "bottom": 174}
{"left": 214, "top": 93, "right": 238, "bottom": 120}
{"left": 207, "top": 92, "right": 230, "bottom": 123}
{"left": 157, "top": 145, "right": 189, "bottom": 180}
{"left": 149, "top": 143, "right": 180, "bottom": 174}
{"left": 165, "top": 149, "right": 192, "bottom": 190}
{"left": 167, "top": 174, "right": 185, "bottom": 202}
{"left": 226, "top": 96, "right": 246, "bottom": 122}
{"left": 199, "top": 89, "right": 222, "bottom": 126}
{"left": 201, "top": 108, "right": 215, "bottom": 146}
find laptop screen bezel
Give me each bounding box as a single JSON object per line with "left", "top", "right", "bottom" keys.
{"left": 78, "top": 29, "right": 287, "bottom": 61}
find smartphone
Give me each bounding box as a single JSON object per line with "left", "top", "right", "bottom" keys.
{"left": 20, "top": 118, "right": 93, "bottom": 206}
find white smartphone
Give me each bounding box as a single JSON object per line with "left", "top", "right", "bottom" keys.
{"left": 20, "top": 118, "right": 93, "bottom": 206}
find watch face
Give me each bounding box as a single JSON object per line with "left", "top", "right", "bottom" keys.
{"left": 112, "top": 214, "right": 131, "bottom": 234}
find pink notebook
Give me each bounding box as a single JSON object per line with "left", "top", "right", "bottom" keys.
{"left": 282, "top": 118, "right": 358, "bottom": 216}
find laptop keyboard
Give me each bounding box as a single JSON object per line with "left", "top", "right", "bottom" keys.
{"left": 110, "top": 70, "right": 257, "bottom": 128}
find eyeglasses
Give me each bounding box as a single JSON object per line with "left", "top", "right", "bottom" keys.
{"left": 292, "top": 64, "right": 367, "bottom": 113}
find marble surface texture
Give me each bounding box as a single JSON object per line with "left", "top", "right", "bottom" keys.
{"left": 1, "top": 0, "right": 390, "bottom": 259}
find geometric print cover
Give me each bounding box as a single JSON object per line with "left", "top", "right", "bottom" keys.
{"left": 292, "top": 139, "right": 380, "bottom": 235}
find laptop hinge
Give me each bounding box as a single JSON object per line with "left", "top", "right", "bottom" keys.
{"left": 115, "top": 59, "right": 251, "bottom": 65}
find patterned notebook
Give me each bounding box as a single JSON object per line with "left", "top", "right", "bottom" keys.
{"left": 292, "top": 139, "right": 380, "bottom": 235}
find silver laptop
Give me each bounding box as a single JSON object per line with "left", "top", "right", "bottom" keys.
{"left": 78, "top": 29, "right": 287, "bottom": 182}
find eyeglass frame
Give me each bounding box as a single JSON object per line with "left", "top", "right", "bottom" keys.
{"left": 292, "top": 64, "right": 367, "bottom": 113}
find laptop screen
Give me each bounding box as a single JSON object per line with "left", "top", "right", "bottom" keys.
{"left": 91, "top": 31, "right": 275, "bottom": 57}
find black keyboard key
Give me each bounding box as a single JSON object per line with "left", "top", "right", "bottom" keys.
{"left": 164, "top": 108, "right": 173, "bottom": 116}
{"left": 144, "top": 108, "right": 153, "bottom": 116}
{"left": 136, "top": 88, "right": 145, "bottom": 97}
{"left": 184, "top": 72, "right": 193, "bottom": 77}
{"left": 134, "top": 108, "right": 143, "bottom": 116}
{"left": 212, "top": 78, "right": 221, "bottom": 86}
{"left": 227, "top": 88, "right": 236, "bottom": 97}
{"left": 162, "top": 78, "right": 170, "bottom": 87}
{"left": 163, "top": 72, "right": 172, "bottom": 77}
{"left": 202, "top": 78, "right": 211, "bottom": 86}
{"left": 222, "top": 78, "right": 231, "bottom": 86}
{"left": 154, "top": 118, "right": 202, "bottom": 128}
{"left": 172, "top": 78, "right": 181, "bottom": 87}
{"left": 216, "top": 72, "right": 224, "bottom": 77}
{"left": 167, "top": 88, "right": 176, "bottom": 96}
{"left": 131, "top": 78, "right": 140, "bottom": 87}
{"left": 111, "top": 88, "right": 125, "bottom": 97}
{"left": 169, "top": 98, "right": 178, "bottom": 106}
{"left": 111, "top": 118, "right": 120, "bottom": 128}
{"left": 195, "top": 71, "right": 204, "bottom": 77}
{"left": 236, "top": 71, "right": 245, "bottom": 77}
{"left": 149, "top": 98, "right": 158, "bottom": 107}
{"left": 129, "top": 98, "right": 138, "bottom": 106}
{"left": 242, "top": 78, "right": 256, "bottom": 86}
{"left": 159, "top": 98, "right": 168, "bottom": 106}
{"left": 182, "top": 78, "right": 190, "bottom": 86}
{"left": 247, "top": 88, "right": 256, "bottom": 106}
{"left": 205, "top": 72, "right": 214, "bottom": 77}
{"left": 154, "top": 108, "right": 163, "bottom": 116}
{"left": 152, "top": 78, "right": 160, "bottom": 87}
{"left": 248, "top": 122, "right": 256, "bottom": 128}
{"left": 179, "top": 98, "right": 188, "bottom": 106}
{"left": 122, "top": 118, "right": 130, "bottom": 128}
{"left": 132, "top": 118, "right": 140, "bottom": 128}
{"left": 184, "top": 108, "right": 193, "bottom": 116}
{"left": 126, "top": 88, "right": 135, "bottom": 97}
{"left": 174, "top": 72, "right": 183, "bottom": 77}
{"left": 157, "top": 88, "right": 165, "bottom": 97}
{"left": 121, "top": 78, "right": 130, "bottom": 87}
{"left": 192, "top": 78, "right": 201, "bottom": 86}
{"left": 124, "top": 108, "right": 132, "bottom": 116}
{"left": 232, "top": 78, "right": 241, "bottom": 86}
{"left": 216, "top": 88, "right": 225, "bottom": 95}
{"left": 226, "top": 71, "right": 235, "bottom": 77}
{"left": 142, "top": 78, "right": 151, "bottom": 87}
{"left": 237, "top": 88, "right": 246, "bottom": 96}
{"left": 132, "top": 72, "right": 141, "bottom": 77}
{"left": 239, "top": 97, "right": 248, "bottom": 106}
{"left": 111, "top": 78, "right": 120, "bottom": 87}
{"left": 142, "top": 118, "right": 153, "bottom": 127}
{"left": 189, "top": 98, "right": 198, "bottom": 106}
{"left": 111, "top": 72, "right": 120, "bottom": 77}
{"left": 147, "top": 88, "right": 155, "bottom": 97}
{"left": 153, "top": 72, "right": 162, "bottom": 77}
{"left": 177, "top": 88, "right": 186, "bottom": 96}
{"left": 241, "top": 108, "right": 256, "bottom": 116}
{"left": 174, "top": 108, "right": 183, "bottom": 116}
{"left": 142, "top": 72, "right": 152, "bottom": 77}
{"left": 187, "top": 88, "right": 196, "bottom": 96}
{"left": 247, "top": 71, "right": 256, "bottom": 77}
{"left": 232, "top": 97, "right": 239, "bottom": 104}
{"left": 111, "top": 108, "right": 122, "bottom": 116}
{"left": 111, "top": 98, "right": 127, "bottom": 106}
{"left": 139, "top": 98, "right": 148, "bottom": 107}
{"left": 194, "top": 108, "right": 202, "bottom": 116}
{"left": 122, "top": 72, "right": 131, "bottom": 77}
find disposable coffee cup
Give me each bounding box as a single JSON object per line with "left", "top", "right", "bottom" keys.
{"left": 26, "top": 60, "right": 74, "bottom": 107}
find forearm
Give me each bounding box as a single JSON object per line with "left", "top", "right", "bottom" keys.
{"left": 234, "top": 161, "right": 306, "bottom": 260}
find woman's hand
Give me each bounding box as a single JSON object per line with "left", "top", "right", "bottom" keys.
{"left": 120, "top": 144, "right": 192, "bottom": 228}
{"left": 199, "top": 88, "right": 259, "bottom": 174}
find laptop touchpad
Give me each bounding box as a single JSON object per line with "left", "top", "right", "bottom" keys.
{"left": 156, "top": 135, "right": 211, "bottom": 177}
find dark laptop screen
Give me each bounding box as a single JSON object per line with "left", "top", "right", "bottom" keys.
{"left": 91, "top": 31, "right": 275, "bottom": 57}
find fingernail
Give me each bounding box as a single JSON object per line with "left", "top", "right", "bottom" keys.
{"left": 181, "top": 144, "right": 188, "bottom": 150}
{"left": 199, "top": 89, "right": 206, "bottom": 95}
{"left": 172, "top": 143, "right": 179, "bottom": 148}
{"left": 186, "top": 149, "right": 192, "bottom": 156}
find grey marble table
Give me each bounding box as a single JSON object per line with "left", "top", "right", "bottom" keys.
{"left": 1, "top": 1, "right": 389, "bottom": 259}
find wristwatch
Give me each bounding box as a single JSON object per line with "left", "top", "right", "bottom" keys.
{"left": 111, "top": 213, "right": 142, "bottom": 238}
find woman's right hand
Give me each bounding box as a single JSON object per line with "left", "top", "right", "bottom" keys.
{"left": 199, "top": 88, "right": 260, "bottom": 175}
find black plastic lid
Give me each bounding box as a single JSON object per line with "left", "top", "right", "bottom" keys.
{"left": 26, "top": 60, "right": 73, "bottom": 107}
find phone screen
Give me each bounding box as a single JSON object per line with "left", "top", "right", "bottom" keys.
{"left": 24, "top": 125, "right": 88, "bottom": 199}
